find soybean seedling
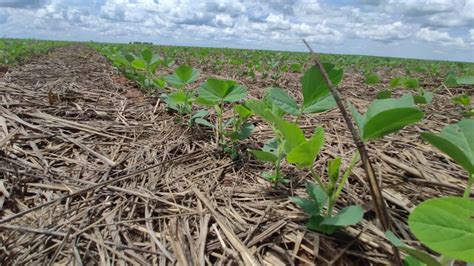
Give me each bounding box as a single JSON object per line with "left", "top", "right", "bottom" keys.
{"left": 290, "top": 153, "right": 362, "bottom": 234}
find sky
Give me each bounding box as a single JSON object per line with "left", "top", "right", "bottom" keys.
{"left": 0, "top": 0, "right": 473, "bottom": 62}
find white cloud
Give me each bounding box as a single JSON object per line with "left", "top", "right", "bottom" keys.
{"left": 416, "top": 28, "right": 467, "bottom": 47}
{"left": 350, "top": 21, "right": 411, "bottom": 41}
{"left": 0, "top": 0, "right": 472, "bottom": 61}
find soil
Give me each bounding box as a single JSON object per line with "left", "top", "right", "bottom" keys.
{"left": 0, "top": 45, "right": 471, "bottom": 265}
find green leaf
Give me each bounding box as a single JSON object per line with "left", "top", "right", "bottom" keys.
{"left": 421, "top": 119, "right": 474, "bottom": 175}
{"left": 168, "top": 91, "right": 187, "bottom": 104}
{"left": 444, "top": 73, "right": 459, "bottom": 87}
{"left": 230, "top": 122, "right": 254, "bottom": 140}
{"left": 328, "top": 157, "right": 341, "bottom": 184}
{"left": 195, "top": 96, "right": 216, "bottom": 107}
{"left": 191, "top": 110, "right": 208, "bottom": 119}
{"left": 223, "top": 85, "right": 247, "bottom": 102}
{"left": 175, "top": 65, "right": 197, "bottom": 83}
{"left": 409, "top": 197, "right": 474, "bottom": 262}
{"left": 246, "top": 99, "right": 274, "bottom": 123}
{"left": 404, "top": 256, "right": 425, "bottom": 266}
{"left": 302, "top": 95, "right": 336, "bottom": 114}
{"left": 263, "top": 139, "right": 279, "bottom": 156}
{"left": 353, "top": 94, "right": 424, "bottom": 141}
{"left": 266, "top": 87, "right": 300, "bottom": 115}
{"left": 348, "top": 102, "right": 366, "bottom": 137}
{"left": 286, "top": 127, "right": 325, "bottom": 168}
{"left": 376, "top": 90, "right": 392, "bottom": 99}
{"left": 456, "top": 76, "right": 474, "bottom": 85}
{"left": 403, "top": 77, "right": 419, "bottom": 89}
{"left": 290, "top": 197, "right": 320, "bottom": 216}
{"left": 165, "top": 65, "right": 199, "bottom": 87}
{"left": 305, "top": 181, "right": 327, "bottom": 208}
{"left": 197, "top": 79, "right": 232, "bottom": 103}
{"left": 194, "top": 118, "right": 214, "bottom": 128}
{"left": 234, "top": 104, "right": 253, "bottom": 119}
{"left": 413, "top": 91, "right": 433, "bottom": 105}
{"left": 131, "top": 59, "right": 146, "bottom": 70}
{"left": 321, "top": 205, "right": 363, "bottom": 226}
{"left": 141, "top": 49, "right": 153, "bottom": 63}
{"left": 390, "top": 77, "right": 402, "bottom": 88}
{"left": 365, "top": 73, "right": 380, "bottom": 85}
{"left": 302, "top": 64, "right": 342, "bottom": 112}
{"left": 271, "top": 114, "right": 305, "bottom": 153}
{"left": 452, "top": 95, "right": 471, "bottom": 107}
{"left": 385, "top": 231, "right": 440, "bottom": 266}
{"left": 250, "top": 150, "right": 278, "bottom": 163}
{"left": 307, "top": 215, "right": 338, "bottom": 234}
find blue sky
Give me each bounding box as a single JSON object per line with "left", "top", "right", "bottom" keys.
{"left": 0, "top": 0, "right": 473, "bottom": 62}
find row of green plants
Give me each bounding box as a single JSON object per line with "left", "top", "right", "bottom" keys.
{"left": 94, "top": 44, "right": 473, "bottom": 265}
{"left": 90, "top": 41, "right": 474, "bottom": 86}
{"left": 0, "top": 38, "right": 68, "bottom": 66}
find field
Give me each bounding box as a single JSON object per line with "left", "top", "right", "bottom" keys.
{"left": 0, "top": 38, "right": 473, "bottom": 265}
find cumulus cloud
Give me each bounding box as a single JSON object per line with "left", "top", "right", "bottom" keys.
{"left": 0, "top": 0, "right": 472, "bottom": 61}
{"left": 416, "top": 28, "right": 467, "bottom": 47}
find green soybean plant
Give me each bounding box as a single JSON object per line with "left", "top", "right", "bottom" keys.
{"left": 130, "top": 48, "right": 162, "bottom": 89}
{"left": 246, "top": 97, "right": 287, "bottom": 183}
{"left": 162, "top": 65, "right": 200, "bottom": 123}
{"left": 385, "top": 121, "right": 474, "bottom": 265}
{"left": 290, "top": 152, "right": 363, "bottom": 234}
{"left": 451, "top": 94, "right": 473, "bottom": 117}
{"left": 265, "top": 64, "right": 343, "bottom": 122}
{"left": 195, "top": 78, "right": 250, "bottom": 156}
{"left": 349, "top": 94, "right": 424, "bottom": 141}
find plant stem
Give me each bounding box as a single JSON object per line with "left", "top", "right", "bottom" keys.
{"left": 464, "top": 174, "right": 473, "bottom": 198}
{"left": 333, "top": 152, "right": 360, "bottom": 200}
{"left": 303, "top": 39, "right": 402, "bottom": 265}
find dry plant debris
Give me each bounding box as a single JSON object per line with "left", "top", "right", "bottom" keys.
{"left": 0, "top": 45, "right": 470, "bottom": 265}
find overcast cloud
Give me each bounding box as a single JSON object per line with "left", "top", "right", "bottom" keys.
{"left": 0, "top": 0, "right": 473, "bottom": 62}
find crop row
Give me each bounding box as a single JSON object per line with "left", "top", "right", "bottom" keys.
{"left": 92, "top": 44, "right": 474, "bottom": 265}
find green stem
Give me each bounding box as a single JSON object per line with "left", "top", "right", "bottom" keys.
{"left": 327, "top": 198, "right": 335, "bottom": 218}
{"left": 333, "top": 152, "right": 360, "bottom": 200}
{"left": 463, "top": 174, "right": 473, "bottom": 198}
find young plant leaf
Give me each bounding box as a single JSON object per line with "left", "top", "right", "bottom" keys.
{"left": 421, "top": 119, "right": 474, "bottom": 175}
{"left": 305, "top": 182, "right": 328, "bottom": 208}
{"left": 452, "top": 95, "right": 471, "bottom": 107}
{"left": 131, "top": 59, "right": 146, "bottom": 70}
{"left": 456, "top": 76, "right": 474, "bottom": 85}
{"left": 328, "top": 157, "right": 342, "bottom": 184}
{"left": 266, "top": 87, "right": 300, "bottom": 115}
{"left": 141, "top": 49, "right": 153, "bottom": 63}
{"left": 320, "top": 205, "right": 363, "bottom": 227}
{"left": 286, "top": 127, "right": 325, "bottom": 168}
{"left": 385, "top": 231, "right": 441, "bottom": 266}
{"left": 350, "top": 94, "right": 424, "bottom": 141}
{"left": 246, "top": 99, "right": 274, "bottom": 123}
{"left": 408, "top": 197, "right": 474, "bottom": 262}
{"left": 195, "top": 118, "right": 214, "bottom": 128}
{"left": 165, "top": 65, "right": 199, "bottom": 87}
{"left": 223, "top": 85, "right": 247, "bottom": 102}
{"left": 234, "top": 104, "right": 253, "bottom": 119}
{"left": 302, "top": 95, "right": 336, "bottom": 114}
{"left": 251, "top": 149, "right": 278, "bottom": 162}
{"left": 289, "top": 197, "right": 320, "bottom": 216}
{"left": 270, "top": 113, "right": 305, "bottom": 153}
{"left": 301, "top": 64, "right": 341, "bottom": 113}
{"left": 307, "top": 215, "right": 338, "bottom": 234}
{"left": 376, "top": 90, "right": 392, "bottom": 99}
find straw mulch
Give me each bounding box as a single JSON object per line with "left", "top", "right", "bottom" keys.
{"left": 0, "top": 45, "right": 470, "bottom": 265}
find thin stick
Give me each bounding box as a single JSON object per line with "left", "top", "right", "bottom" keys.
{"left": 302, "top": 39, "right": 402, "bottom": 264}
